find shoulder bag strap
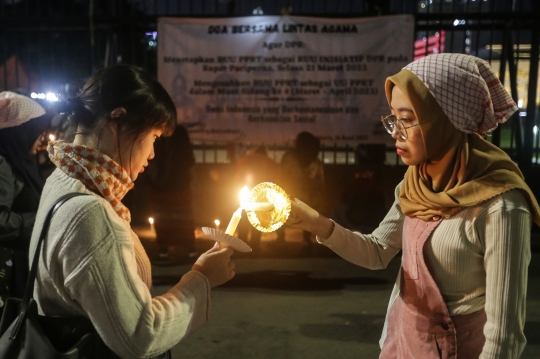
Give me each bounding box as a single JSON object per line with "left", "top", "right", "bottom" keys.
{"left": 10, "top": 192, "right": 89, "bottom": 340}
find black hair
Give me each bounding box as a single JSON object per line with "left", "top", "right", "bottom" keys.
{"left": 294, "top": 131, "right": 320, "bottom": 166}
{"left": 60, "top": 64, "right": 176, "bottom": 140}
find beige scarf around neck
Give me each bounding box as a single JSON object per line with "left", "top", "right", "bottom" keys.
{"left": 48, "top": 140, "right": 134, "bottom": 222}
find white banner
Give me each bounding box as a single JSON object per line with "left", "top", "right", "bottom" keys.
{"left": 158, "top": 15, "right": 414, "bottom": 144}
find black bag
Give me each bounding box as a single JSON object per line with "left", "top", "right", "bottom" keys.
{"left": 0, "top": 193, "right": 120, "bottom": 359}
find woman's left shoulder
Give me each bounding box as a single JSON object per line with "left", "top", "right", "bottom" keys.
{"left": 486, "top": 188, "right": 530, "bottom": 215}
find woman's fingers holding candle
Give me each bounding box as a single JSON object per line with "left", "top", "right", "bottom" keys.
{"left": 287, "top": 198, "right": 319, "bottom": 228}
{"left": 287, "top": 198, "right": 334, "bottom": 240}
{"left": 192, "top": 246, "right": 235, "bottom": 288}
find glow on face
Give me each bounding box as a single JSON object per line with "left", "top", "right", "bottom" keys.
{"left": 390, "top": 86, "right": 427, "bottom": 166}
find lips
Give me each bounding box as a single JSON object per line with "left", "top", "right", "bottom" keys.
{"left": 396, "top": 146, "right": 406, "bottom": 156}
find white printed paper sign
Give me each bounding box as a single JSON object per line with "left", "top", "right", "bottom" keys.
{"left": 158, "top": 15, "right": 414, "bottom": 144}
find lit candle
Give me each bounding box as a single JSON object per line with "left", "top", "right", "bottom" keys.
{"left": 148, "top": 217, "right": 154, "bottom": 233}
{"left": 49, "top": 134, "right": 55, "bottom": 141}
{"left": 214, "top": 219, "right": 220, "bottom": 231}
{"left": 240, "top": 186, "right": 249, "bottom": 203}
{"left": 239, "top": 185, "right": 274, "bottom": 212}
{"left": 225, "top": 208, "right": 242, "bottom": 236}
{"left": 224, "top": 187, "right": 249, "bottom": 237}
{"left": 242, "top": 202, "right": 274, "bottom": 212}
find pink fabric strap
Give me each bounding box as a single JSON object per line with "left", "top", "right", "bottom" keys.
{"left": 380, "top": 216, "right": 486, "bottom": 359}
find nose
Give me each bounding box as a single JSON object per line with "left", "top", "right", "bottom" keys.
{"left": 148, "top": 149, "right": 155, "bottom": 160}
{"left": 390, "top": 125, "right": 402, "bottom": 140}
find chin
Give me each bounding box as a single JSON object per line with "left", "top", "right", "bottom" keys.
{"left": 400, "top": 157, "right": 421, "bottom": 166}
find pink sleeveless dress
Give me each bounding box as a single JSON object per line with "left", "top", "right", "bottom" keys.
{"left": 379, "top": 216, "right": 487, "bottom": 358}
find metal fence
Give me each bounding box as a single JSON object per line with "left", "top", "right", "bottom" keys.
{"left": 1, "top": 0, "right": 538, "bottom": 174}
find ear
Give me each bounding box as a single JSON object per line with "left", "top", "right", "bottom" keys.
{"left": 110, "top": 107, "right": 126, "bottom": 119}
{"left": 108, "top": 108, "right": 126, "bottom": 136}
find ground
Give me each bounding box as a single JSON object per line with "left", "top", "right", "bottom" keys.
{"left": 133, "top": 226, "right": 540, "bottom": 359}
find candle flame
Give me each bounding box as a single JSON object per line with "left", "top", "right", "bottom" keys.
{"left": 214, "top": 219, "right": 220, "bottom": 226}
{"left": 49, "top": 134, "right": 55, "bottom": 141}
{"left": 148, "top": 217, "right": 154, "bottom": 224}
{"left": 239, "top": 186, "right": 249, "bottom": 205}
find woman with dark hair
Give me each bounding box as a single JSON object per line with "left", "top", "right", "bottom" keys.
{"left": 0, "top": 91, "right": 51, "bottom": 304}
{"left": 30, "top": 64, "right": 235, "bottom": 359}
{"left": 289, "top": 54, "right": 540, "bottom": 358}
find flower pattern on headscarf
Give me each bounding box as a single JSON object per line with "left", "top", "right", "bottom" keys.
{"left": 48, "top": 140, "right": 134, "bottom": 222}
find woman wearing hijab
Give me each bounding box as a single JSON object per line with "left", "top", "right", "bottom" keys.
{"left": 0, "top": 91, "right": 51, "bottom": 302}
{"left": 288, "top": 54, "right": 540, "bottom": 358}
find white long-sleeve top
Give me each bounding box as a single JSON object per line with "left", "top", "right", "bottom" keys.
{"left": 319, "top": 182, "right": 531, "bottom": 359}
{"left": 30, "top": 169, "right": 210, "bottom": 359}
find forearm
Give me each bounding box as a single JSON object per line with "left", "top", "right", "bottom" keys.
{"left": 300, "top": 212, "right": 334, "bottom": 240}
{"left": 69, "top": 258, "right": 210, "bottom": 359}
{"left": 290, "top": 185, "right": 404, "bottom": 269}
{"left": 481, "top": 209, "right": 530, "bottom": 359}
{"left": 317, "top": 221, "right": 400, "bottom": 270}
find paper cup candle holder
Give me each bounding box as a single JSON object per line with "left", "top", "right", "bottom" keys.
{"left": 202, "top": 182, "right": 292, "bottom": 252}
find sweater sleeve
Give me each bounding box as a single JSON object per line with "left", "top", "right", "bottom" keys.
{"left": 55, "top": 199, "right": 210, "bottom": 359}
{"left": 479, "top": 191, "right": 531, "bottom": 359}
{"left": 316, "top": 183, "right": 404, "bottom": 270}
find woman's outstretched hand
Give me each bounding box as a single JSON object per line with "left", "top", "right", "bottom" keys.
{"left": 287, "top": 198, "right": 334, "bottom": 240}
{"left": 192, "top": 243, "right": 235, "bottom": 288}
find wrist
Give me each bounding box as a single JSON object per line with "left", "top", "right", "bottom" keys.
{"left": 192, "top": 264, "right": 203, "bottom": 273}
{"left": 315, "top": 217, "right": 334, "bottom": 240}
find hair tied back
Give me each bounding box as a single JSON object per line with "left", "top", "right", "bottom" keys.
{"left": 64, "top": 97, "right": 86, "bottom": 114}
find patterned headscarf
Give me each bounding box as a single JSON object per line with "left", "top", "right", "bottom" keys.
{"left": 404, "top": 53, "right": 518, "bottom": 135}
{"left": 48, "top": 140, "right": 134, "bottom": 222}
{"left": 385, "top": 54, "right": 540, "bottom": 226}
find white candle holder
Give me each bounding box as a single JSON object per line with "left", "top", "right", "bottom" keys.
{"left": 201, "top": 227, "right": 252, "bottom": 252}
{"left": 245, "top": 182, "right": 291, "bottom": 233}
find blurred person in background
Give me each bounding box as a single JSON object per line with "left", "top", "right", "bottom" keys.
{"left": 235, "top": 145, "right": 279, "bottom": 251}
{"left": 277, "top": 131, "right": 324, "bottom": 246}
{"left": 143, "top": 123, "right": 198, "bottom": 262}
{"left": 332, "top": 144, "right": 387, "bottom": 232}
{"left": 0, "top": 91, "right": 52, "bottom": 307}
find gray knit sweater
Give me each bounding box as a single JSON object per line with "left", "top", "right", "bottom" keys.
{"left": 30, "top": 169, "right": 210, "bottom": 359}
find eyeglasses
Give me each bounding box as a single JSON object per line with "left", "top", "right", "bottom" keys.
{"left": 381, "top": 115, "right": 420, "bottom": 140}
